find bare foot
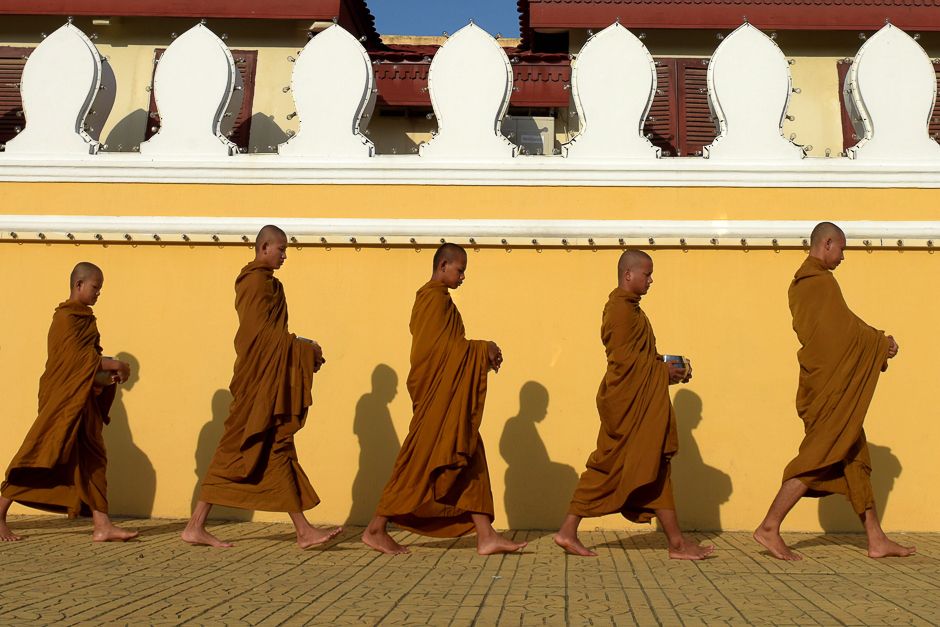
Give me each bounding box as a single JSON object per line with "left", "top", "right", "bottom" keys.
{"left": 92, "top": 523, "right": 139, "bottom": 543}
{"left": 477, "top": 534, "right": 527, "bottom": 556}
{"left": 297, "top": 525, "right": 343, "bottom": 549}
{"left": 0, "top": 521, "right": 22, "bottom": 541}
{"left": 868, "top": 536, "right": 916, "bottom": 558}
{"left": 362, "top": 527, "right": 410, "bottom": 555}
{"left": 669, "top": 540, "right": 714, "bottom": 560}
{"left": 753, "top": 527, "right": 801, "bottom": 561}
{"left": 554, "top": 532, "right": 597, "bottom": 556}
{"left": 181, "top": 524, "right": 233, "bottom": 548}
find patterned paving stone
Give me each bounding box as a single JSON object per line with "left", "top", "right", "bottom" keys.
{"left": 0, "top": 516, "right": 937, "bottom": 626}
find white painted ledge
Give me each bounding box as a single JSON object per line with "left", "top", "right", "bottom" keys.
{"left": 0, "top": 216, "right": 936, "bottom": 248}
{"left": 2, "top": 154, "right": 940, "bottom": 187}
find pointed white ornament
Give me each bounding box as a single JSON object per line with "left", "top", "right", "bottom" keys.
{"left": 279, "top": 25, "right": 374, "bottom": 157}
{"left": 420, "top": 23, "right": 515, "bottom": 159}
{"left": 845, "top": 23, "right": 940, "bottom": 161}
{"left": 140, "top": 24, "right": 237, "bottom": 157}
{"left": 3, "top": 23, "right": 101, "bottom": 156}
{"left": 563, "top": 23, "right": 659, "bottom": 159}
{"left": 704, "top": 23, "right": 802, "bottom": 161}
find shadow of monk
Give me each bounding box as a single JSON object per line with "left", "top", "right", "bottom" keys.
{"left": 104, "top": 352, "right": 157, "bottom": 518}
{"left": 818, "top": 441, "right": 902, "bottom": 532}
{"left": 671, "top": 389, "right": 732, "bottom": 531}
{"left": 346, "top": 365, "right": 401, "bottom": 526}
{"left": 189, "top": 389, "right": 247, "bottom": 520}
{"left": 499, "top": 381, "right": 579, "bottom": 531}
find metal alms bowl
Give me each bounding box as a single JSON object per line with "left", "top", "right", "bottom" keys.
{"left": 662, "top": 355, "right": 689, "bottom": 368}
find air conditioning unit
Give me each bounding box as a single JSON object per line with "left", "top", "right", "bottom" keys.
{"left": 501, "top": 115, "right": 554, "bottom": 155}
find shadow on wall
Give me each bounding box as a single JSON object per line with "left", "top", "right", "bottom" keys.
{"left": 104, "top": 352, "right": 157, "bottom": 517}
{"left": 190, "top": 389, "right": 250, "bottom": 520}
{"left": 346, "top": 364, "right": 401, "bottom": 526}
{"left": 247, "top": 112, "right": 290, "bottom": 153}
{"left": 671, "top": 389, "right": 733, "bottom": 531}
{"left": 499, "top": 381, "right": 579, "bottom": 530}
{"left": 101, "top": 108, "right": 149, "bottom": 152}
{"left": 817, "top": 442, "right": 902, "bottom": 532}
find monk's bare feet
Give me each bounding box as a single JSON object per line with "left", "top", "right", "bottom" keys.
{"left": 362, "top": 527, "right": 410, "bottom": 555}
{"left": 669, "top": 539, "right": 714, "bottom": 560}
{"left": 554, "top": 532, "right": 597, "bottom": 556}
{"left": 477, "top": 534, "right": 527, "bottom": 556}
{"left": 181, "top": 524, "right": 233, "bottom": 548}
{"left": 0, "top": 521, "right": 23, "bottom": 542}
{"left": 868, "top": 536, "right": 916, "bottom": 558}
{"left": 297, "top": 525, "right": 343, "bottom": 549}
{"left": 753, "top": 527, "right": 801, "bottom": 561}
{"left": 92, "top": 523, "right": 139, "bottom": 543}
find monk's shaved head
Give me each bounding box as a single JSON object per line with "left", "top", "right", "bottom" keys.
{"left": 618, "top": 250, "right": 652, "bottom": 278}
{"left": 810, "top": 222, "right": 845, "bottom": 248}
{"left": 432, "top": 243, "right": 466, "bottom": 269}
{"left": 70, "top": 262, "right": 102, "bottom": 288}
{"left": 256, "top": 224, "right": 287, "bottom": 247}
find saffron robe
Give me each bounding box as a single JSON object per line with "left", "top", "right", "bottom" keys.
{"left": 783, "top": 256, "right": 889, "bottom": 514}
{"left": 1, "top": 300, "right": 114, "bottom": 517}
{"left": 376, "top": 281, "right": 493, "bottom": 537}
{"left": 199, "top": 260, "right": 319, "bottom": 512}
{"left": 568, "top": 289, "right": 678, "bottom": 523}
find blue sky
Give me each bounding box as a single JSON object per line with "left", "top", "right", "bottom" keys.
{"left": 368, "top": 0, "right": 522, "bottom": 38}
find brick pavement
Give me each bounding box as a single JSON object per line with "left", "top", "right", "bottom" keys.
{"left": 0, "top": 516, "right": 937, "bottom": 626}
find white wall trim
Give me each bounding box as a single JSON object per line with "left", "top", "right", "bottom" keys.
{"left": 1, "top": 216, "right": 936, "bottom": 248}
{"left": 3, "top": 155, "right": 940, "bottom": 188}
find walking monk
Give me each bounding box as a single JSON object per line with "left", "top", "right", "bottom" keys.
{"left": 0, "top": 262, "right": 136, "bottom": 542}
{"left": 754, "top": 222, "right": 914, "bottom": 560}
{"left": 362, "top": 243, "right": 526, "bottom": 555}
{"left": 555, "top": 250, "right": 713, "bottom": 560}
{"left": 182, "top": 225, "right": 340, "bottom": 548}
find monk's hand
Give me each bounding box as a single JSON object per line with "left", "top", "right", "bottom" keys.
{"left": 666, "top": 360, "right": 687, "bottom": 385}
{"left": 681, "top": 360, "right": 692, "bottom": 384}
{"left": 887, "top": 335, "right": 899, "bottom": 359}
{"left": 114, "top": 360, "right": 130, "bottom": 384}
{"left": 487, "top": 341, "right": 503, "bottom": 373}
{"left": 312, "top": 342, "right": 325, "bottom": 373}
{"left": 92, "top": 385, "right": 104, "bottom": 396}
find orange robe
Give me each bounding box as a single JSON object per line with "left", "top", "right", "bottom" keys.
{"left": 376, "top": 280, "right": 493, "bottom": 537}
{"left": 199, "top": 260, "right": 319, "bottom": 513}
{"left": 783, "top": 257, "right": 889, "bottom": 514}
{"left": 568, "top": 288, "right": 677, "bottom": 523}
{"left": 1, "top": 300, "right": 114, "bottom": 517}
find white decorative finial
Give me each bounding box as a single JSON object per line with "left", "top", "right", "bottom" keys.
{"left": 420, "top": 23, "right": 515, "bottom": 159}
{"left": 704, "top": 23, "right": 803, "bottom": 160}
{"left": 845, "top": 23, "right": 940, "bottom": 161}
{"left": 278, "top": 24, "right": 374, "bottom": 157}
{"left": 140, "top": 24, "right": 237, "bottom": 156}
{"left": 3, "top": 23, "right": 102, "bottom": 156}
{"left": 563, "top": 22, "right": 659, "bottom": 160}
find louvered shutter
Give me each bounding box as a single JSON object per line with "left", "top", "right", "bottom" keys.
{"left": 0, "top": 47, "right": 29, "bottom": 146}
{"left": 145, "top": 48, "right": 258, "bottom": 151}
{"left": 676, "top": 59, "right": 717, "bottom": 157}
{"left": 643, "top": 59, "right": 677, "bottom": 156}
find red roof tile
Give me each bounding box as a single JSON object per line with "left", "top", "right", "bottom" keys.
{"left": 370, "top": 47, "right": 570, "bottom": 108}
{"left": 526, "top": 0, "right": 940, "bottom": 31}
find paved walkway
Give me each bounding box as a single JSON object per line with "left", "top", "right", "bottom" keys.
{"left": 0, "top": 516, "right": 937, "bottom": 626}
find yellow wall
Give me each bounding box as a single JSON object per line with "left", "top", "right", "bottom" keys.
{"left": 1, "top": 182, "right": 938, "bottom": 534}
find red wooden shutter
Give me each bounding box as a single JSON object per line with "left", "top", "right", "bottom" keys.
{"left": 0, "top": 47, "right": 29, "bottom": 146}
{"left": 644, "top": 59, "right": 677, "bottom": 157}
{"left": 676, "top": 59, "right": 717, "bottom": 157}
{"left": 145, "top": 48, "right": 257, "bottom": 150}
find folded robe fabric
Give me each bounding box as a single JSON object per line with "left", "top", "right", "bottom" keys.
{"left": 200, "top": 260, "right": 319, "bottom": 513}
{"left": 1, "top": 300, "right": 114, "bottom": 518}
{"left": 568, "top": 288, "right": 678, "bottom": 524}
{"left": 783, "top": 256, "right": 889, "bottom": 514}
{"left": 376, "top": 280, "right": 493, "bottom": 537}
